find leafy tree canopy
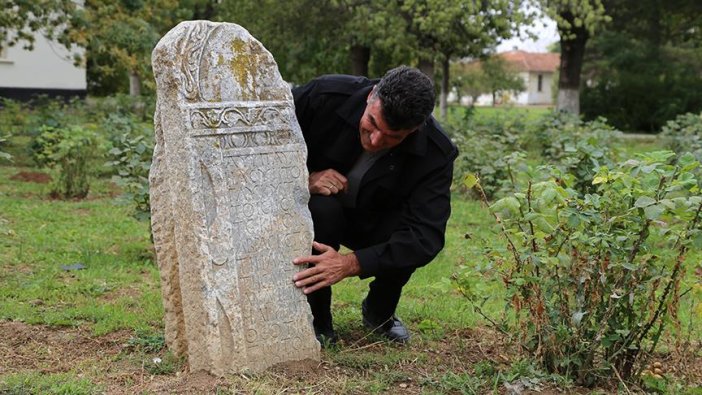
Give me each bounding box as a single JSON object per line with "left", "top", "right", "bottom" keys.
{"left": 0, "top": 0, "right": 77, "bottom": 49}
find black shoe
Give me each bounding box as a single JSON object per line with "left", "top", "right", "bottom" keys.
{"left": 361, "top": 299, "right": 410, "bottom": 344}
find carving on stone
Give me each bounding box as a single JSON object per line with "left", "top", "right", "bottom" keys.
{"left": 190, "top": 104, "right": 289, "bottom": 129}
{"left": 151, "top": 21, "right": 319, "bottom": 375}
{"left": 199, "top": 161, "right": 229, "bottom": 266}
{"left": 178, "top": 23, "right": 218, "bottom": 102}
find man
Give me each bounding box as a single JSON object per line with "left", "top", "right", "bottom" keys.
{"left": 291, "top": 66, "right": 458, "bottom": 344}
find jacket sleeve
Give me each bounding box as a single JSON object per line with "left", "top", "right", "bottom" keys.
{"left": 353, "top": 147, "right": 458, "bottom": 277}
{"left": 292, "top": 81, "right": 315, "bottom": 135}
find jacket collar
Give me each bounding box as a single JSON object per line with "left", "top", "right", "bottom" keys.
{"left": 335, "top": 84, "right": 428, "bottom": 157}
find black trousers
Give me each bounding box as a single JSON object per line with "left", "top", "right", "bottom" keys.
{"left": 306, "top": 195, "right": 416, "bottom": 329}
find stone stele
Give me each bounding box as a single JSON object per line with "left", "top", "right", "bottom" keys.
{"left": 150, "top": 21, "right": 319, "bottom": 374}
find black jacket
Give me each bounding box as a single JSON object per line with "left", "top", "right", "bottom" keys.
{"left": 293, "top": 74, "right": 458, "bottom": 278}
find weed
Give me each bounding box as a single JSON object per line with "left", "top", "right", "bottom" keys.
{"left": 433, "top": 371, "right": 482, "bottom": 394}
{"left": 127, "top": 329, "right": 166, "bottom": 353}
{"left": 0, "top": 372, "right": 101, "bottom": 395}
{"left": 143, "top": 351, "right": 185, "bottom": 375}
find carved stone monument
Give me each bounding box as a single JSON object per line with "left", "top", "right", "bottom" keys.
{"left": 149, "top": 21, "right": 320, "bottom": 374}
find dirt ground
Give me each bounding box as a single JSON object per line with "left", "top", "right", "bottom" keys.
{"left": 9, "top": 171, "right": 52, "bottom": 184}
{"left": 2, "top": 320, "right": 700, "bottom": 394}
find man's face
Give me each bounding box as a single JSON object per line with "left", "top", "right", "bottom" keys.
{"left": 359, "top": 94, "right": 416, "bottom": 153}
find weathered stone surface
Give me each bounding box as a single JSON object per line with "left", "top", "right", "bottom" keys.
{"left": 150, "top": 21, "right": 319, "bottom": 375}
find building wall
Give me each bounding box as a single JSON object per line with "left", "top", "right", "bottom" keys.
{"left": 0, "top": 33, "right": 86, "bottom": 96}
{"left": 448, "top": 70, "right": 556, "bottom": 106}
{"left": 526, "top": 71, "right": 554, "bottom": 105}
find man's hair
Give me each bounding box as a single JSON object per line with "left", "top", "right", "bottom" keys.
{"left": 372, "top": 65, "right": 435, "bottom": 130}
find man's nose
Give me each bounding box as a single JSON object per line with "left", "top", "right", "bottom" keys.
{"left": 370, "top": 130, "right": 383, "bottom": 146}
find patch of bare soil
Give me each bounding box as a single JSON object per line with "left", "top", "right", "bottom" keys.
{"left": 9, "top": 171, "right": 52, "bottom": 184}
{"left": 99, "top": 286, "right": 143, "bottom": 303}
{"left": 134, "top": 371, "right": 228, "bottom": 395}
{"left": 271, "top": 358, "right": 323, "bottom": 379}
{"left": 0, "top": 320, "right": 128, "bottom": 375}
{"left": 1, "top": 319, "right": 700, "bottom": 394}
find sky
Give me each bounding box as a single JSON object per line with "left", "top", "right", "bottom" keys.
{"left": 497, "top": 14, "right": 559, "bottom": 53}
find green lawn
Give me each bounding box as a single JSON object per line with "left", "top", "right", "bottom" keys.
{"left": 1, "top": 129, "right": 701, "bottom": 393}
{"left": 441, "top": 104, "right": 553, "bottom": 125}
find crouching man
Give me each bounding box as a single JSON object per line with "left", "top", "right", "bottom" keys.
{"left": 291, "top": 66, "right": 458, "bottom": 344}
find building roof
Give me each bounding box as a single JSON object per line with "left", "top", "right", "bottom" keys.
{"left": 499, "top": 50, "right": 560, "bottom": 73}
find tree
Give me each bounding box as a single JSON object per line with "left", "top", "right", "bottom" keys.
{"left": 398, "top": 0, "right": 532, "bottom": 119}
{"left": 63, "top": 0, "right": 207, "bottom": 96}
{"left": 481, "top": 56, "right": 525, "bottom": 106}
{"left": 580, "top": 0, "right": 702, "bottom": 131}
{"left": 220, "top": 0, "right": 400, "bottom": 83}
{"left": 0, "top": 0, "right": 76, "bottom": 50}
{"left": 450, "top": 61, "right": 487, "bottom": 106}
{"left": 537, "top": 0, "right": 609, "bottom": 114}
{"left": 450, "top": 56, "right": 525, "bottom": 106}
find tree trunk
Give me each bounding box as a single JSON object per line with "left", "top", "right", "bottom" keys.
{"left": 350, "top": 45, "right": 370, "bottom": 76}
{"left": 556, "top": 11, "right": 589, "bottom": 115}
{"left": 557, "top": 89, "right": 579, "bottom": 113}
{"left": 439, "top": 57, "right": 449, "bottom": 120}
{"left": 193, "top": 0, "right": 215, "bottom": 19}
{"left": 129, "top": 71, "right": 141, "bottom": 97}
{"left": 418, "top": 58, "right": 434, "bottom": 80}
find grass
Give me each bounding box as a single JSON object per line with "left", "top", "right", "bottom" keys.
{"left": 0, "top": 372, "right": 100, "bottom": 395}
{"left": 0, "top": 165, "right": 162, "bottom": 336}
{"left": 1, "top": 117, "right": 701, "bottom": 393}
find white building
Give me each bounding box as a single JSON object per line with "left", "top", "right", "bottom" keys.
{"left": 499, "top": 50, "right": 559, "bottom": 106}
{"left": 454, "top": 50, "right": 560, "bottom": 106}
{"left": 0, "top": 33, "right": 86, "bottom": 100}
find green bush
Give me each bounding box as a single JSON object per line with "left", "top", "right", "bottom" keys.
{"left": 0, "top": 98, "right": 31, "bottom": 135}
{"left": 33, "top": 125, "right": 103, "bottom": 199}
{"left": 104, "top": 114, "right": 154, "bottom": 220}
{"left": 0, "top": 133, "right": 11, "bottom": 163}
{"left": 661, "top": 112, "right": 702, "bottom": 161}
{"left": 87, "top": 94, "right": 155, "bottom": 123}
{"left": 448, "top": 110, "right": 529, "bottom": 199}
{"left": 458, "top": 151, "right": 702, "bottom": 386}
{"left": 529, "top": 112, "right": 621, "bottom": 195}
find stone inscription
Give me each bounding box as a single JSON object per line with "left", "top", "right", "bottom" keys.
{"left": 150, "top": 20, "right": 319, "bottom": 375}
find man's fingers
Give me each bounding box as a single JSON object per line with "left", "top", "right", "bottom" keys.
{"left": 292, "top": 265, "right": 322, "bottom": 281}
{"left": 312, "top": 241, "right": 333, "bottom": 254}
{"left": 294, "top": 273, "right": 326, "bottom": 288}
{"left": 329, "top": 173, "right": 348, "bottom": 190}
{"left": 302, "top": 280, "right": 330, "bottom": 295}
{"left": 292, "top": 255, "right": 324, "bottom": 266}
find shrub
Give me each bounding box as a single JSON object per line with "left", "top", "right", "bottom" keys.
{"left": 0, "top": 133, "right": 11, "bottom": 163}
{"left": 103, "top": 113, "right": 154, "bottom": 220}
{"left": 87, "top": 94, "right": 155, "bottom": 123}
{"left": 661, "top": 112, "right": 702, "bottom": 161}
{"left": 448, "top": 110, "right": 529, "bottom": 199}
{"left": 529, "top": 112, "right": 621, "bottom": 195}
{"left": 0, "top": 98, "right": 30, "bottom": 135}
{"left": 33, "top": 125, "right": 103, "bottom": 199}
{"left": 662, "top": 112, "right": 702, "bottom": 191}
{"left": 458, "top": 151, "right": 701, "bottom": 386}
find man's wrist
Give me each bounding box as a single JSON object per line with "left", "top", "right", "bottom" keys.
{"left": 343, "top": 252, "right": 362, "bottom": 277}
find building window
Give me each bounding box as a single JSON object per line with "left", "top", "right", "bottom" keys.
{"left": 537, "top": 74, "right": 543, "bottom": 92}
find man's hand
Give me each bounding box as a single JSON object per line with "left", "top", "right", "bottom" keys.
{"left": 309, "top": 169, "right": 348, "bottom": 196}
{"left": 292, "top": 241, "right": 361, "bottom": 294}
